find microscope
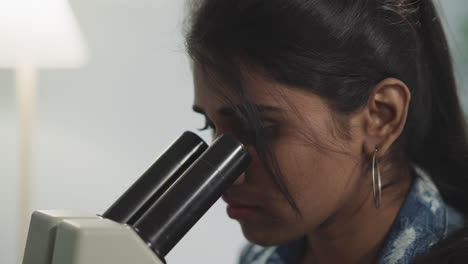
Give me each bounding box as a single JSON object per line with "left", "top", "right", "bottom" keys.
{"left": 22, "top": 131, "right": 250, "bottom": 264}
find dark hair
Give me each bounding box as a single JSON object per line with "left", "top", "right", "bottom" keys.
{"left": 185, "top": 0, "right": 468, "bottom": 260}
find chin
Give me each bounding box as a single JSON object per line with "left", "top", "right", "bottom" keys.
{"left": 240, "top": 223, "right": 292, "bottom": 246}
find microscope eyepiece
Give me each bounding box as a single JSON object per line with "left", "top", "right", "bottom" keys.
{"left": 102, "top": 131, "right": 208, "bottom": 225}
{"left": 132, "top": 134, "right": 250, "bottom": 259}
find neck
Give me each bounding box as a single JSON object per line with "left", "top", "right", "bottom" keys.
{"left": 300, "top": 168, "right": 413, "bottom": 264}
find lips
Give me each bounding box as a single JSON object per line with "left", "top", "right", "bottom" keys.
{"left": 222, "top": 195, "right": 259, "bottom": 220}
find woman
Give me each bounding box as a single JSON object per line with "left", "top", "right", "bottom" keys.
{"left": 185, "top": 0, "right": 468, "bottom": 263}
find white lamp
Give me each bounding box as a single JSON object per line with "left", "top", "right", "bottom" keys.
{"left": 0, "top": 0, "right": 88, "bottom": 261}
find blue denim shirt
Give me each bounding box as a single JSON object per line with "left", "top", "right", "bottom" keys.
{"left": 239, "top": 166, "right": 465, "bottom": 264}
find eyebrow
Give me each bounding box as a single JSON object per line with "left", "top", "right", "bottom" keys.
{"left": 192, "top": 104, "right": 283, "bottom": 117}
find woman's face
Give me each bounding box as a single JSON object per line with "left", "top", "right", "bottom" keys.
{"left": 193, "top": 65, "right": 370, "bottom": 246}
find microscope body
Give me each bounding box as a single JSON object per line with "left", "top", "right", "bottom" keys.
{"left": 22, "top": 132, "right": 250, "bottom": 264}
{"left": 23, "top": 211, "right": 164, "bottom": 264}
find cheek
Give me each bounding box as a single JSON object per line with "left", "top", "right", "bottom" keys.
{"left": 243, "top": 140, "right": 361, "bottom": 243}
{"left": 275, "top": 145, "right": 352, "bottom": 215}
{"left": 236, "top": 147, "right": 302, "bottom": 244}
{"left": 237, "top": 129, "right": 363, "bottom": 244}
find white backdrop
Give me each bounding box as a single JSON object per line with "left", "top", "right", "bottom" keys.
{"left": 1, "top": 0, "right": 467, "bottom": 264}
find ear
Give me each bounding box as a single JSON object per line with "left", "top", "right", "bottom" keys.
{"left": 362, "top": 78, "right": 411, "bottom": 157}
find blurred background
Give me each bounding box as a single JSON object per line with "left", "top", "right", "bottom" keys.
{"left": 0, "top": 0, "right": 467, "bottom": 263}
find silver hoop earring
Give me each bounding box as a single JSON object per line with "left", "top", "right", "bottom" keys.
{"left": 372, "top": 148, "right": 382, "bottom": 209}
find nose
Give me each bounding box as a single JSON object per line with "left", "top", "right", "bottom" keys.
{"left": 232, "top": 172, "right": 246, "bottom": 186}
{"left": 232, "top": 144, "right": 254, "bottom": 186}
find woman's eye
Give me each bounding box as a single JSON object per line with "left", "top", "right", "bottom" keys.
{"left": 198, "top": 119, "right": 215, "bottom": 131}
{"left": 237, "top": 124, "right": 277, "bottom": 145}
{"left": 237, "top": 129, "right": 256, "bottom": 145}
{"left": 198, "top": 118, "right": 277, "bottom": 144}
{"left": 198, "top": 119, "right": 216, "bottom": 134}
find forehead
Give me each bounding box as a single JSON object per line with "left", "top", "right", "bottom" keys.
{"left": 194, "top": 64, "right": 286, "bottom": 111}
{"left": 192, "top": 64, "right": 330, "bottom": 119}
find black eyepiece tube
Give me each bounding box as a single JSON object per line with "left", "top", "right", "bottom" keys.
{"left": 133, "top": 134, "right": 250, "bottom": 259}
{"left": 102, "top": 131, "right": 208, "bottom": 224}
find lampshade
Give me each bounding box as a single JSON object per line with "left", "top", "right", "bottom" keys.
{"left": 0, "top": 0, "right": 88, "bottom": 68}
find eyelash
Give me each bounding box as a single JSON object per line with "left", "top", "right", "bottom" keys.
{"left": 198, "top": 118, "right": 216, "bottom": 132}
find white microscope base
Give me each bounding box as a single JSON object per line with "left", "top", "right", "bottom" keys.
{"left": 23, "top": 210, "right": 165, "bottom": 264}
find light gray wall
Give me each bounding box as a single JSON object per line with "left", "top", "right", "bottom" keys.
{"left": 0, "top": 69, "right": 18, "bottom": 264}
{"left": 0, "top": 0, "right": 245, "bottom": 263}
{"left": 1, "top": 1, "right": 468, "bottom": 264}
{"left": 439, "top": 0, "right": 468, "bottom": 106}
